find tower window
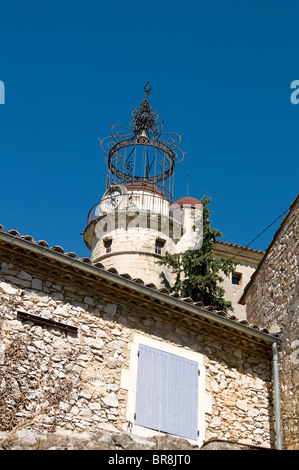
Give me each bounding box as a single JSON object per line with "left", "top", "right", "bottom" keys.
{"left": 232, "top": 273, "right": 242, "bottom": 286}
{"left": 155, "top": 239, "right": 165, "bottom": 255}
{"left": 104, "top": 239, "right": 112, "bottom": 253}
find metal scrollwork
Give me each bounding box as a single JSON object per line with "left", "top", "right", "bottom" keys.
{"left": 98, "top": 83, "right": 186, "bottom": 202}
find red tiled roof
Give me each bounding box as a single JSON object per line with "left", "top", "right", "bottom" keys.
{"left": 173, "top": 196, "right": 201, "bottom": 207}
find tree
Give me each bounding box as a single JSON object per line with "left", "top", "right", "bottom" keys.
{"left": 158, "top": 195, "right": 237, "bottom": 312}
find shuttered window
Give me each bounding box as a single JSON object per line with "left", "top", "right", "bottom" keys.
{"left": 135, "top": 344, "right": 198, "bottom": 440}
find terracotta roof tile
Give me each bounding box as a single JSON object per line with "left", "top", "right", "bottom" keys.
{"left": 173, "top": 196, "right": 201, "bottom": 206}
{"left": 37, "top": 240, "right": 49, "bottom": 247}
{"left": 217, "top": 240, "right": 264, "bottom": 254}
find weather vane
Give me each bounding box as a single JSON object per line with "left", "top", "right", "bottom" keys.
{"left": 144, "top": 80, "right": 151, "bottom": 99}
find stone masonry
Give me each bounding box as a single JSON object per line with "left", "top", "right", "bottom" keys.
{"left": 242, "top": 195, "right": 299, "bottom": 450}
{"left": 0, "top": 259, "right": 276, "bottom": 449}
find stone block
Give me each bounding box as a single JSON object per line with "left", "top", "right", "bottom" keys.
{"left": 0, "top": 281, "right": 19, "bottom": 295}
{"left": 6, "top": 275, "right": 30, "bottom": 288}
{"left": 18, "top": 270, "right": 32, "bottom": 281}
{"left": 103, "top": 303, "right": 117, "bottom": 315}
{"left": 31, "top": 278, "right": 43, "bottom": 290}
{"left": 101, "top": 392, "right": 119, "bottom": 408}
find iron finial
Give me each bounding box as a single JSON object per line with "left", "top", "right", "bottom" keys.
{"left": 144, "top": 80, "right": 151, "bottom": 99}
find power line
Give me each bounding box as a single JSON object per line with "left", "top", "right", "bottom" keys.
{"left": 230, "top": 208, "right": 290, "bottom": 260}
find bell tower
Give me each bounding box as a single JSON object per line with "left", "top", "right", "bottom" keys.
{"left": 84, "top": 84, "right": 198, "bottom": 288}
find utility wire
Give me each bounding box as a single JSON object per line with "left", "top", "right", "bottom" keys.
{"left": 230, "top": 208, "right": 290, "bottom": 260}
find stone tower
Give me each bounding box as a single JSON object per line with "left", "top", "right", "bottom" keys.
{"left": 84, "top": 85, "right": 201, "bottom": 288}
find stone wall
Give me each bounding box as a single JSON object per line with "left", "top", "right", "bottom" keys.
{"left": 0, "top": 430, "right": 268, "bottom": 450}
{"left": 0, "top": 260, "right": 275, "bottom": 448}
{"left": 219, "top": 262, "right": 257, "bottom": 319}
{"left": 244, "top": 196, "right": 299, "bottom": 450}
{"left": 213, "top": 243, "right": 264, "bottom": 320}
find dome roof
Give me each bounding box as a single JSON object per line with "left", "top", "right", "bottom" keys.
{"left": 173, "top": 196, "right": 201, "bottom": 207}
{"left": 124, "top": 182, "right": 168, "bottom": 199}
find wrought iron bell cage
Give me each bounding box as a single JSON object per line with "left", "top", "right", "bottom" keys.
{"left": 98, "top": 84, "right": 185, "bottom": 202}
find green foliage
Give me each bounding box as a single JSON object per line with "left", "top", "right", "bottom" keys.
{"left": 159, "top": 195, "right": 237, "bottom": 312}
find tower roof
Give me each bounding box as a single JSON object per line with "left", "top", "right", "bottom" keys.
{"left": 173, "top": 196, "right": 201, "bottom": 207}
{"left": 124, "top": 182, "right": 169, "bottom": 199}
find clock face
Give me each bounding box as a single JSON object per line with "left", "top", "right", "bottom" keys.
{"left": 106, "top": 189, "right": 122, "bottom": 210}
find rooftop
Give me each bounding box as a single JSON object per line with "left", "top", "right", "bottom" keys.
{"left": 0, "top": 223, "right": 278, "bottom": 358}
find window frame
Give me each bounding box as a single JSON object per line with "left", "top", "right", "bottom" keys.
{"left": 155, "top": 239, "right": 165, "bottom": 255}
{"left": 103, "top": 238, "right": 112, "bottom": 253}
{"left": 120, "top": 333, "right": 212, "bottom": 446}
{"left": 135, "top": 344, "right": 199, "bottom": 440}
{"left": 232, "top": 272, "right": 242, "bottom": 286}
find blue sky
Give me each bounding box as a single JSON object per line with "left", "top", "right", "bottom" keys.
{"left": 0, "top": 1, "right": 298, "bottom": 259}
